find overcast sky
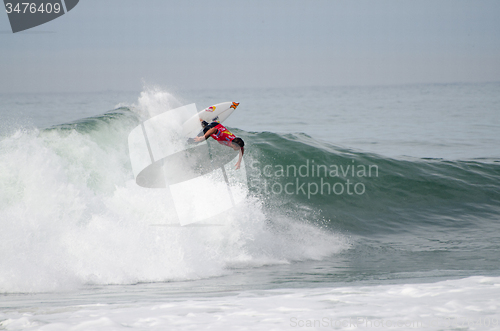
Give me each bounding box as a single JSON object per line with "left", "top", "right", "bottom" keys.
{"left": 1, "top": 0, "right": 499, "bottom": 93}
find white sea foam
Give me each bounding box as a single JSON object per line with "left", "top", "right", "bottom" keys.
{"left": 1, "top": 276, "right": 499, "bottom": 330}
{"left": 0, "top": 89, "right": 347, "bottom": 293}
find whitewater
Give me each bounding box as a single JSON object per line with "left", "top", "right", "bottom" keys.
{"left": 1, "top": 83, "right": 500, "bottom": 330}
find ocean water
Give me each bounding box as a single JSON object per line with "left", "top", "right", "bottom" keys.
{"left": 0, "top": 83, "right": 499, "bottom": 330}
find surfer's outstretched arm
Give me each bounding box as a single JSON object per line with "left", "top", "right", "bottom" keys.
{"left": 235, "top": 147, "right": 244, "bottom": 170}
{"left": 194, "top": 127, "right": 217, "bottom": 142}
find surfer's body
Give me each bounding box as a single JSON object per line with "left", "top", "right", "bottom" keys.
{"left": 194, "top": 121, "right": 244, "bottom": 169}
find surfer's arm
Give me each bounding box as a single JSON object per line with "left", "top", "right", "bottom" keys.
{"left": 235, "top": 147, "right": 244, "bottom": 170}
{"left": 194, "top": 127, "right": 217, "bottom": 142}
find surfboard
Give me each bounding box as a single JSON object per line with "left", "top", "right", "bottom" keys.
{"left": 182, "top": 101, "right": 240, "bottom": 138}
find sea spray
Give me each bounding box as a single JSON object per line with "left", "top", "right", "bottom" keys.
{"left": 0, "top": 88, "right": 348, "bottom": 293}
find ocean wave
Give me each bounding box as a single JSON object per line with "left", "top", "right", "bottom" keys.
{"left": 1, "top": 89, "right": 499, "bottom": 292}
{"left": 0, "top": 95, "right": 347, "bottom": 293}
{"left": 244, "top": 130, "right": 500, "bottom": 234}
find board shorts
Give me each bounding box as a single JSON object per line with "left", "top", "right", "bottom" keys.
{"left": 202, "top": 121, "right": 218, "bottom": 134}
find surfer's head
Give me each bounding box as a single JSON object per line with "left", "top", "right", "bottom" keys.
{"left": 231, "top": 137, "right": 244, "bottom": 152}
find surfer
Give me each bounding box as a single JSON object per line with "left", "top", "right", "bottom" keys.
{"left": 194, "top": 121, "right": 245, "bottom": 170}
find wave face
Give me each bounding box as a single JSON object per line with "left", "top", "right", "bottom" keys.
{"left": 242, "top": 130, "right": 500, "bottom": 279}
{"left": 0, "top": 91, "right": 347, "bottom": 293}
{"left": 244, "top": 131, "right": 500, "bottom": 235}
